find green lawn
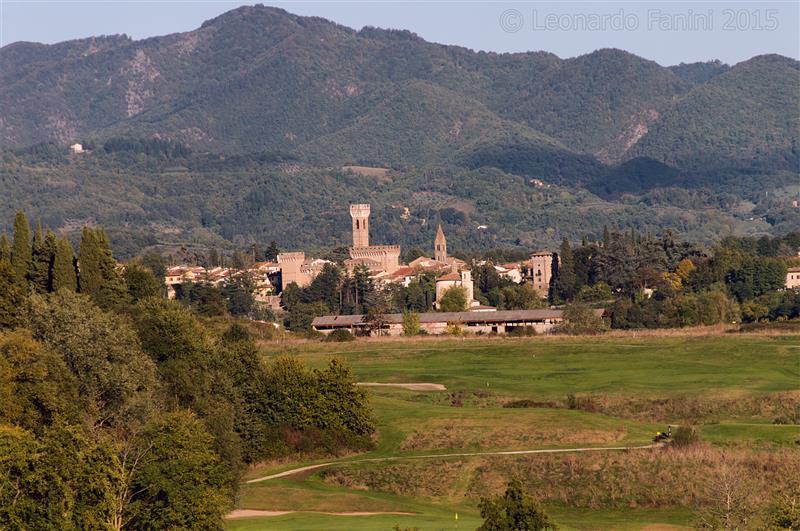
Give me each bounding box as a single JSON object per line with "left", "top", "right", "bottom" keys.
{"left": 265, "top": 335, "right": 799, "bottom": 398}
{"left": 231, "top": 334, "right": 799, "bottom": 530}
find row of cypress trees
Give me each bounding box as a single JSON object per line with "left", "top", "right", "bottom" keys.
{"left": 0, "top": 210, "right": 126, "bottom": 308}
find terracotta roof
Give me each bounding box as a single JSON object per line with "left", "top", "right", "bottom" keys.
{"left": 389, "top": 266, "right": 415, "bottom": 277}
{"left": 437, "top": 272, "right": 461, "bottom": 282}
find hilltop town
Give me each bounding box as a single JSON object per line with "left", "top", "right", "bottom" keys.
{"left": 159, "top": 202, "right": 800, "bottom": 337}
{"left": 162, "top": 202, "right": 584, "bottom": 334}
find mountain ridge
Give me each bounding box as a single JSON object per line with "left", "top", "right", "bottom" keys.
{"left": 0, "top": 5, "right": 797, "bottom": 253}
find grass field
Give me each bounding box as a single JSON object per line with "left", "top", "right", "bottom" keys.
{"left": 229, "top": 333, "right": 800, "bottom": 530}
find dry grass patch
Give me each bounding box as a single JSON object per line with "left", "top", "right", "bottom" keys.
{"left": 323, "top": 460, "right": 465, "bottom": 499}
{"left": 400, "top": 424, "right": 626, "bottom": 451}
{"left": 563, "top": 390, "right": 800, "bottom": 423}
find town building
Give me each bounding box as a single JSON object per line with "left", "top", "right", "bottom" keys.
{"left": 434, "top": 269, "right": 479, "bottom": 309}
{"left": 346, "top": 204, "right": 401, "bottom": 275}
{"left": 787, "top": 267, "right": 800, "bottom": 290}
{"left": 277, "top": 252, "right": 331, "bottom": 288}
{"left": 312, "top": 308, "right": 604, "bottom": 336}
{"left": 526, "top": 251, "right": 556, "bottom": 297}
{"left": 69, "top": 143, "right": 84, "bottom": 154}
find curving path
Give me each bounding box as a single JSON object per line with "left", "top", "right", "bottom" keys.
{"left": 245, "top": 443, "right": 661, "bottom": 484}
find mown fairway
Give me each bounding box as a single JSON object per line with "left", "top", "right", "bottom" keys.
{"left": 229, "top": 333, "right": 800, "bottom": 530}
{"left": 263, "top": 334, "right": 799, "bottom": 398}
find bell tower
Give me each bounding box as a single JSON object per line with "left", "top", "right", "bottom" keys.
{"left": 350, "top": 204, "right": 370, "bottom": 248}
{"left": 434, "top": 224, "right": 447, "bottom": 263}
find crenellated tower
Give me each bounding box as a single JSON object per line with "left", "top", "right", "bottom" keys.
{"left": 350, "top": 204, "right": 371, "bottom": 247}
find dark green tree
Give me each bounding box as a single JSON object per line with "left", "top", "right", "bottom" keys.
{"left": 127, "top": 411, "right": 231, "bottom": 530}
{"left": 123, "top": 263, "right": 162, "bottom": 302}
{"left": 264, "top": 240, "right": 280, "bottom": 262}
{"left": 26, "top": 290, "right": 158, "bottom": 427}
{"left": 223, "top": 274, "right": 256, "bottom": 317}
{"left": 0, "top": 260, "right": 23, "bottom": 328}
{"left": 11, "top": 210, "right": 31, "bottom": 285}
{"left": 0, "top": 330, "right": 80, "bottom": 432}
{"left": 303, "top": 263, "right": 341, "bottom": 312}
{"left": 52, "top": 237, "right": 78, "bottom": 292}
{"left": 555, "top": 238, "right": 577, "bottom": 302}
{"left": 477, "top": 479, "right": 558, "bottom": 531}
{"left": 439, "top": 286, "right": 467, "bottom": 312}
{"left": 29, "top": 224, "right": 54, "bottom": 293}
{"left": 78, "top": 227, "right": 128, "bottom": 308}
{"left": 0, "top": 422, "right": 120, "bottom": 530}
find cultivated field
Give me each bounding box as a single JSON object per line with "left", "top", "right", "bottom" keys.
{"left": 230, "top": 332, "right": 800, "bottom": 530}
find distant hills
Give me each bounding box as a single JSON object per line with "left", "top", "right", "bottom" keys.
{"left": 0, "top": 5, "right": 797, "bottom": 254}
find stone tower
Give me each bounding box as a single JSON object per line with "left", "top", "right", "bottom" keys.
{"left": 434, "top": 224, "right": 447, "bottom": 263}
{"left": 350, "top": 204, "right": 370, "bottom": 247}
{"left": 528, "top": 251, "right": 555, "bottom": 298}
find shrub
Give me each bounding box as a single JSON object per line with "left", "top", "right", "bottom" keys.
{"left": 324, "top": 329, "right": 355, "bottom": 342}
{"left": 508, "top": 326, "right": 536, "bottom": 337}
{"left": 478, "top": 478, "right": 558, "bottom": 531}
{"left": 446, "top": 322, "right": 464, "bottom": 336}
{"left": 558, "top": 302, "right": 607, "bottom": 335}
{"left": 671, "top": 425, "right": 701, "bottom": 447}
{"left": 503, "top": 399, "right": 558, "bottom": 409}
{"left": 402, "top": 311, "right": 421, "bottom": 336}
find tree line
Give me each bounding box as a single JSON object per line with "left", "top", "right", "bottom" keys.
{"left": 552, "top": 228, "right": 799, "bottom": 328}
{"left": 0, "top": 211, "right": 374, "bottom": 529}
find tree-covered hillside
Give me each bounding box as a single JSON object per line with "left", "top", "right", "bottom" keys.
{"left": 1, "top": 5, "right": 798, "bottom": 254}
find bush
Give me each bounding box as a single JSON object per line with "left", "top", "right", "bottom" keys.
{"left": 671, "top": 425, "right": 701, "bottom": 447}
{"left": 558, "top": 302, "right": 607, "bottom": 335}
{"left": 446, "top": 322, "right": 464, "bottom": 336}
{"left": 324, "top": 329, "right": 355, "bottom": 342}
{"left": 478, "top": 479, "right": 558, "bottom": 531}
{"left": 503, "top": 399, "right": 558, "bottom": 409}
{"left": 508, "top": 326, "right": 536, "bottom": 337}
{"left": 402, "top": 311, "right": 420, "bottom": 336}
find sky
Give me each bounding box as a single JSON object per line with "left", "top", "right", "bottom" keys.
{"left": 1, "top": 1, "right": 798, "bottom": 66}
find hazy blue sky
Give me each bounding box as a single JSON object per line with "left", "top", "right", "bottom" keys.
{"left": 1, "top": 1, "right": 798, "bottom": 65}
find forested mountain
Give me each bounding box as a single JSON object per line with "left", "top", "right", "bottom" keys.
{"left": 0, "top": 5, "right": 798, "bottom": 254}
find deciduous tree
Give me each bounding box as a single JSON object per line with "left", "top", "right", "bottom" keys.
{"left": 439, "top": 286, "right": 467, "bottom": 312}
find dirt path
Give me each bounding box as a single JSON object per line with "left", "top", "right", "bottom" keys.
{"left": 246, "top": 443, "right": 660, "bottom": 484}
{"left": 356, "top": 382, "right": 447, "bottom": 391}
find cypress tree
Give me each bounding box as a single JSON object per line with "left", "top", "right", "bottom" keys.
{"left": 52, "top": 237, "right": 77, "bottom": 292}
{"left": 11, "top": 210, "right": 31, "bottom": 285}
{"left": 265, "top": 241, "right": 280, "bottom": 262}
{"left": 78, "top": 227, "right": 101, "bottom": 296}
{"left": 43, "top": 230, "right": 57, "bottom": 291}
{"left": 555, "top": 237, "right": 577, "bottom": 302}
{"left": 602, "top": 225, "right": 611, "bottom": 249}
{"left": 0, "top": 234, "right": 9, "bottom": 262}
{"left": 78, "top": 227, "right": 127, "bottom": 308}
{"left": 29, "top": 222, "right": 51, "bottom": 293}
{"left": 0, "top": 259, "right": 23, "bottom": 328}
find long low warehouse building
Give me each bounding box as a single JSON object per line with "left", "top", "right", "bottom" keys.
{"left": 312, "top": 308, "right": 605, "bottom": 336}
